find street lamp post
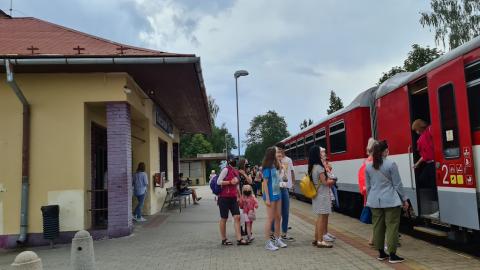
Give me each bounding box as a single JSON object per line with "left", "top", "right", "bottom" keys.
{"left": 234, "top": 70, "right": 249, "bottom": 160}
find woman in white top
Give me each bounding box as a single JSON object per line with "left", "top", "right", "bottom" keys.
{"left": 308, "top": 146, "right": 335, "bottom": 248}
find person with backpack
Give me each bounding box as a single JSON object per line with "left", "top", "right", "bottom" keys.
{"left": 216, "top": 158, "right": 249, "bottom": 246}
{"left": 366, "top": 140, "right": 409, "bottom": 263}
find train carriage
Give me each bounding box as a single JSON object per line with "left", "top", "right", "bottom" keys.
{"left": 284, "top": 35, "right": 480, "bottom": 238}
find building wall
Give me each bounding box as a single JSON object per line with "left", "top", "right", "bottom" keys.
{"left": 0, "top": 73, "right": 127, "bottom": 236}
{"left": 125, "top": 78, "right": 179, "bottom": 215}
{"left": 180, "top": 161, "right": 207, "bottom": 186}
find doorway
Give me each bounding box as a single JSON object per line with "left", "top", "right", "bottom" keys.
{"left": 409, "top": 77, "right": 439, "bottom": 218}
{"left": 91, "top": 123, "right": 108, "bottom": 229}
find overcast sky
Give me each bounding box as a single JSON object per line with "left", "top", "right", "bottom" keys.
{"left": 3, "top": 0, "right": 437, "bottom": 153}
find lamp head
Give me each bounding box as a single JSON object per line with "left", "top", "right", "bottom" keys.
{"left": 234, "top": 70, "right": 249, "bottom": 78}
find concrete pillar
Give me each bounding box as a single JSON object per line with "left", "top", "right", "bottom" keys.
{"left": 11, "top": 251, "right": 42, "bottom": 270}
{"left": 70, "top": 230, "right": 96, "bottom": 270}
{"left": 106, "top": 102, "right": 133, "bottom": 238}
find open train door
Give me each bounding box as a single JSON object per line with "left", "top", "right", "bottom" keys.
{"left": 428, "top": 58, "right": 480, "bottom": 230}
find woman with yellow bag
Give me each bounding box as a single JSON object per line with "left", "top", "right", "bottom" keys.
{"left": 308, "top": 145, "right": 335, "bottom": 248}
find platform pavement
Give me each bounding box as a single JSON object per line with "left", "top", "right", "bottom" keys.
{"left": 1, "top": 186, "right": 479, "bottom": 270}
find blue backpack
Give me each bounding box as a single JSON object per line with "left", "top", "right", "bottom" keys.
{"left": 210, "top": 175, "right": 222, "bottom": 195}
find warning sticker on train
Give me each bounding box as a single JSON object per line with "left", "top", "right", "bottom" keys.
{"left": 449, "top": 164, "right": 456, "bottom": 174}
{"left": 450, "top": 175, "right": 457, "bottom": 184}
{"left": 457, "top": 175, "right": 464, "bottom": 185}
{"left": 466, "top": 175, "right": 473, "bottom": 185}
{"left": 465, "top": 157, "right": 472, "bottom": 167}
{"left": 463, "top": 147, "right": 471, "bottom": 157}
{"left": 456, "top": 164, "right": 463, "bottom": 174}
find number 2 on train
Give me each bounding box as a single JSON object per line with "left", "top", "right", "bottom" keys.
{"left": 441, "top": 164, "right": 449, "bottom": 185}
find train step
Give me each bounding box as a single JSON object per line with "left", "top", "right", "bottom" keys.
{"left": 413, "top": 226, "right": 448, "bottom": 237}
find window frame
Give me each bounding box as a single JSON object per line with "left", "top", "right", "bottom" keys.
{"left": 329, "top": 120, "right": 347, "bottom": 154}
{"left": 296, "top": 137, "right": 306, "bottom": 160}
{"left": 437, "top": 83, "right": 460, "bottom": 159}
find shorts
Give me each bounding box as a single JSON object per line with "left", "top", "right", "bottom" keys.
{"left": 218, "top": 197, "right": 240, "bottom": 219}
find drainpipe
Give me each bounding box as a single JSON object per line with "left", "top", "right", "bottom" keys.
{"left": 5, "top": 60, "right": 30, "bottom": 244}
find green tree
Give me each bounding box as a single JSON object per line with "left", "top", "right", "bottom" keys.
{"left": 377, "top": 66, "right": 406, "bottom": 85}
{"left": 377, "top": 44, "right": 443, "bottom": 85}
{"left": 244, "top": 110, "right": 290, "bottom": 164}
{"left": 420, "top": 0, "right": 480, "bottom": 50}
{"left": 300, "top": 118, "right": 314, "bottom": 130}
{"left": 209, "top": 123, "right": 237, "bottom": 154}
{"left": 327, "top": 91, "right": 344, "bottom": 115}
{"left": 180, "top": 134, "right": 213, "bottom": 158}
{"left": 208, "top": 95, "right": 219, "bottom": 125}
{"left": 180, "top": 95, "right": 236, "bottom": 159}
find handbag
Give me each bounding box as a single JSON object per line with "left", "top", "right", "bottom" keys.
{"left": 247, "top": 210, "right": 256, "bottom": 221}
{"left": 360, "top": 206, "right": 372, "bottom": 224}
{"left": 299, "top": 174, "right": 318, "bottom": 199}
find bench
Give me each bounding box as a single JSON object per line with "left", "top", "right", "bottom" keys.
{"left": 161, "top": 187, "right": 191, "bottom": 213}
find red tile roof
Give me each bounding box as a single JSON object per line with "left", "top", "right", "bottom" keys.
{"left": 0, "top": 16, "right": 192, "bottom": 57}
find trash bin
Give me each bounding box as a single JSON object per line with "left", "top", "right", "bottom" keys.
{"left": 41, "top": 205, "right": 59, "bottom": 247}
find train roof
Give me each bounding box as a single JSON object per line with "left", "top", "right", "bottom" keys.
{"left": 376, "top": 35, "right": 480, "bottom": 100}
{"left": 282, "top": 86, "right": 377, "bottom": 142}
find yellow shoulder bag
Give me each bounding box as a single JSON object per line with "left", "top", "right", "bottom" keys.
{"left": 299, "top": 174, "right": 318, "bottom": 199}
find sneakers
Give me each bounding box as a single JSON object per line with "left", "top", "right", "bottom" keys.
{"left": 388, "top": 253, "right": 405, "bottom": 264}
{"left": 323, "top": 234, "right": 335, "bottom": 242}
{"left": 281, "top": 234, "right": 295, "bottom": 242}
{"left": 265, "top": 240, "right": 279, "bottom": 251}
{"left": 428, "top": 211, "right": 440, "bottom": 219}
{"left": 138, "top": 217, "right": 147, "bottom": 222}
{"left": 326, "top": 232, "right": 336, "bottom": 239}
{"left": 377, "top": 250, "right": 389, "bottom": 261}
{"left": 274, "top": 237, "right": 288, "bottom": 248}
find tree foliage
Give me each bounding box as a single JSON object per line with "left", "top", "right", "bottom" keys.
{"left": 420, "top": 0, "right": 480, "bottom": 50}
{"left": 244, "top": 110, "right": 290, "bottom": 164}
{"left": 180, "top": 96, "right": 236, "bottom": 158}
{"left": 208, "top": 95, "right": 219, "bottom": 125}
{"left": 300, "top": 118, "right": 314, "bottom": 130}
{"left": 327, "top": 91, "right": 344, "bottom": 115}
{"left": 180, "top": 134, "right": 213, "bottom": 158}
{"left": 377, "top": 44, "right": 443, "bottom": 85}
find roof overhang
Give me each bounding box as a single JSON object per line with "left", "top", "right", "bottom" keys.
{"left": 0, "top": 56, "right": 212, "bottom": 134}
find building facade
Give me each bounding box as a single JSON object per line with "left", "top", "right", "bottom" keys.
{"left": 0, "top": 11, "right": 211, "bottom": 248}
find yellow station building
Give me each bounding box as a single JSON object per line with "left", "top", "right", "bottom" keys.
{"left": 0, "top": 11, "right": 211, "bottom": 248}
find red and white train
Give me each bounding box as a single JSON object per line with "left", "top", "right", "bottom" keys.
{"left": 283, "top": 36, "right": 480, "bottom": 238}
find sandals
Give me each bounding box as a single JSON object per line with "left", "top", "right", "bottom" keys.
{"left": 316, "top": 241, "right": 333, "bottom": 248}
{"left": 237, "top": 239, "right": 249, "bottom": 245}
{"left": 312, "top": 240, "right": 318, "bottom": 247}
{"left": 221, "top": 239, "right": 233, "bottom": 246}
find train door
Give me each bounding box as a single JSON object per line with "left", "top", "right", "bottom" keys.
{"left": 428, "top": 58, "right": 480, "bottom": 230}
{"left": 408, "top": 77, "right": 437, "bottom": 218}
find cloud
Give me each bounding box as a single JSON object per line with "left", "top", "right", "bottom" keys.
{"left": 2, "top": 0, "right": 437, "bottom": 152}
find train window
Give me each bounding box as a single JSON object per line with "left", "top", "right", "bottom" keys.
{"left": 290, "top": 141, "right": 297, "bottom": 160}
{"left": 305, "top": 133, "right": 314, "bottom": 154}
{"left": 284, "top": 143, "right": 290, "bottom": 157}
{"left": 438, "top": 84, "right": 460, "bottom": 158}
{"left": 466, "top": 61, "right": 480, "bottom": 131}
{"left": 315, "top": 128, "right": 327, "bottom": 149}
{"left": 329, "top": 121, "right": 347, "bottom": 154}
{"left": 297, "top": 138, "right": 305, "bottom": 160}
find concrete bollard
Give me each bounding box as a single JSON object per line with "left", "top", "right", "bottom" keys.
{"left": 71, "top": 230, "right": 96, "bottom": 270}
{"left": 11, "top": 251, "right": 43, "bottom": 270}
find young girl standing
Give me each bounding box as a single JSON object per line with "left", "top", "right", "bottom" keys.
{"left": 262, "top": 147, "right": 287, "bottom": 251}
{"left": 239, "top": 184, "right": 258, "bottom": 242}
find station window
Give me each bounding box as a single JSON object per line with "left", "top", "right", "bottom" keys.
{"left": 305, "top": 133, "right": 314, "bottom": 154}
{"left": 438, "top": 84, "right": 460, "bottom": 158}
{"left": 329, "top": 121, "right": 347, "bottom": 154}
{"left": 315, "top": 128, "right": 327, "bottom": 149}
{"left": 466, "top": 61, "right": 480, "bottom": 131}
{"left": 296, "top": 138, "right": 305, "bottom": 160}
